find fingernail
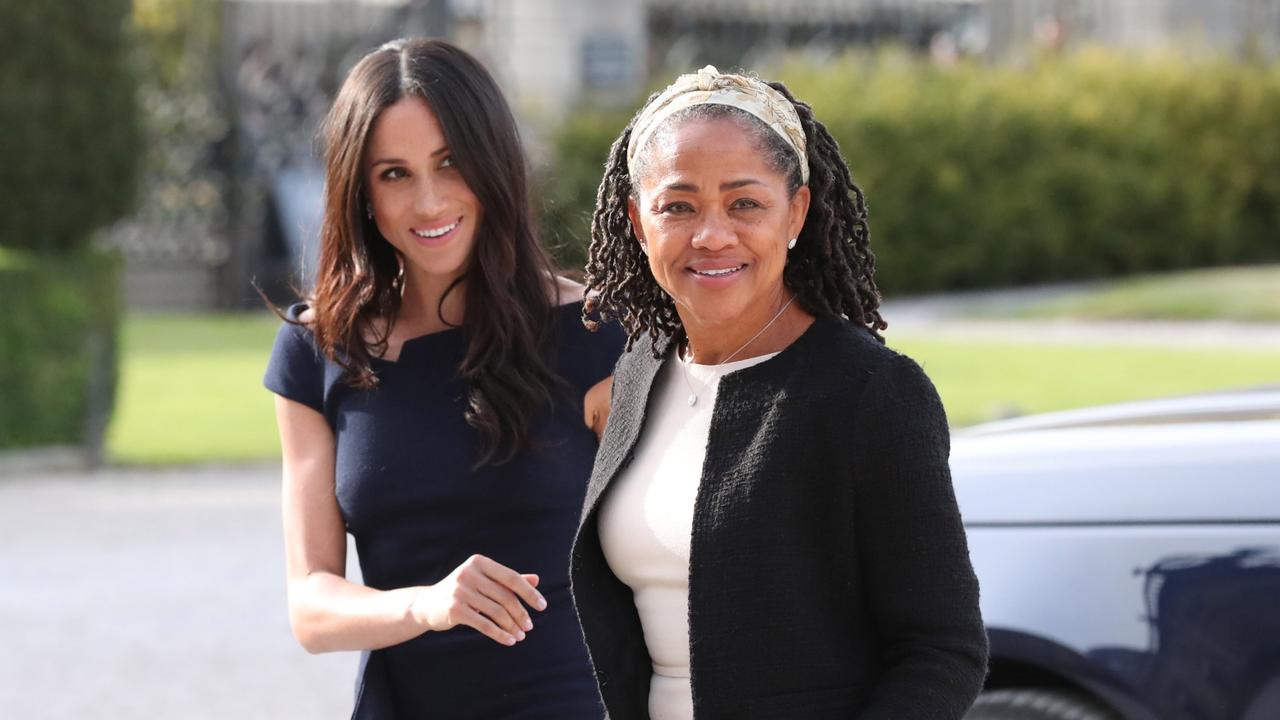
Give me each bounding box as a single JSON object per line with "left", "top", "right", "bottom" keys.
{"left": 536, "top": 596, "right": 547, "bottom": 611}
{"left": 516, "top": 630, "right": 526, "bottom": 641}
{"left": 522, "top": 619, "right": 533, "bottom": 632}
{"left": 505, "top": 635, "right": 517, "bottom": 646}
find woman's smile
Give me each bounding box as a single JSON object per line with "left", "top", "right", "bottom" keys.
{"left": 411, "top": 216, "right": 464, "bottom": 247}
{"left": 686, "top": 259, "right": 749, "bottom": 287}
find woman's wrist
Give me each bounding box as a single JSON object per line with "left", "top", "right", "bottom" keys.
{"left": 404, "top": 584, "right": 434, "bottom": 632}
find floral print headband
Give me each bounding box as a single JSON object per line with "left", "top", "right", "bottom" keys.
{"left": 626, "top": 65, "right": 810, "bottom": 185}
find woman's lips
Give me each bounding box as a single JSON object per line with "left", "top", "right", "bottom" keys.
{"left": 687, "top": 263, "right": 748, "bottom": 286}
{"left": 411, "top": 217, "right": 462, "bottom": 247}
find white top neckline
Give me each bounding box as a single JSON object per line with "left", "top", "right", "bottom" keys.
{"left": 597, "top": 350, "right": 777, "bottom": 720}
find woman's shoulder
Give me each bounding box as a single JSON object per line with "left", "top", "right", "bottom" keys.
{"left": 548, "top": 277, "right": 627, "bottom": 382}
{"left": 291, "top": 303, "right": 315, "bottom": 326}
{"left": 803, "top": 315, "right": 935, "bottom": 402}
{"left": 809, "top": 314, "right": 902, "bottom": 369}
{"left": 271, "top": 302, "right": 319, "bottom": 351}
{"left": 553, "top": 275, "right": 586, "bottom": 305}
{"left": 267, "top": 301, "right": 339, "bottom": 383}
{"left": 264, "top": 302, "right": 328, "bottom": 413}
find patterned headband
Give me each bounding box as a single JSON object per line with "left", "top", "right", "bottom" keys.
{"left": 626, "top": 65, "right": 809, "bottom": 185}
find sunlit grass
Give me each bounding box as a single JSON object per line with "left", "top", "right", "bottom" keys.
{"left": 893, "top": 337, "right": 1280, "bottom": 427}
{"left": 107, "top": 312, "right": 282, "bottom": 465}
{"left": 106, "top": 312, "right": 1280, "bottom": 465}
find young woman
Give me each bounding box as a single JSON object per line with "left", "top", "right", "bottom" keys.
{"left": 572, "top": 66, "right": 988, "bottom": 719}
{"left": 264, "top": 38, "right": 621, "bottom": 718}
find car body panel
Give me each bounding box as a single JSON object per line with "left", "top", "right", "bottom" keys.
{"left": 951, "top": 389, "right": 1280, "bottom": 720}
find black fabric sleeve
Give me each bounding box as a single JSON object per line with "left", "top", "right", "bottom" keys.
{"left": 263, "top": 317, "right": 325, "bottom": 414}
{"left": 850, "top": 354, "right": 989, "bottom": 720}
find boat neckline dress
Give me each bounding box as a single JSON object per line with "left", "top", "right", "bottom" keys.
{"left": 264, "top": 300, "right": 623, "bottom": 719}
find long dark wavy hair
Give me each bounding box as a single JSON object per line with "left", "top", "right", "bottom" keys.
{"left": 303, "top": 38, "right": 561, "bottom": 466}
{"left": 582, "top": 78, "right": 887, "bottom": 356}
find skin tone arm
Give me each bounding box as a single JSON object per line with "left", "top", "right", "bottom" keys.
{"left": 584, "top": 377, "right": 612, "bottom": 442}
{"left": 276, "top": 395, "right": 547, "bottom": 654}
{"left": 555, "top": 273, "right": 614, "bottom": 441}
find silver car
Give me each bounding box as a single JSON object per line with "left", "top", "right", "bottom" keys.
{"left": 953, "top": 388, "right": 1280, "bottom": 720}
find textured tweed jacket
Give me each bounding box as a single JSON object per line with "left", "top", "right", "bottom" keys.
{"left": 569, "top": 315, "right": 989, "bottom": 720}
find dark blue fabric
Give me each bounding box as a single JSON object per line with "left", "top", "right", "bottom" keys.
{"left": 264, "top": 301, "right": 623, "bottom": 719}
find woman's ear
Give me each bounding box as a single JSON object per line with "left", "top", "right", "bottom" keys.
{"left": 626, "top": 196, "right": 648, "bottom": 254}
{"left": 787, "top": 185, "right": 811, "bottom": 241}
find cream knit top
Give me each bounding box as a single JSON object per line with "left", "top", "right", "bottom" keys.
{"left": 598, "top": 351, "right": 778, "bottom": 720}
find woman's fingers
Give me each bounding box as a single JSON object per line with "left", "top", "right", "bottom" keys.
{"left": 456, "top": 605, "right": 518, "bottom": 646}
{"left": 465, "top": 555, "right": 546, "bottom": 612}
{"left": 487, "top": 561, "right": 548, "bottom": 612}
{"left": 476, "top": 576, "right": 534, "bottom": 633}
{"left": 468, "top": 589, "right": 527, "bottom": 641}
{"left": 448, "top": 556, "right": 546, "bottom": 645}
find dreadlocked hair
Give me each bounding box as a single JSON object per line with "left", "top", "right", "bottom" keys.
{"left": 581, "top": 79, "right": 887, "bottom": 357}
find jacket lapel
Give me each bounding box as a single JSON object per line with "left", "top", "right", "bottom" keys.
{"left": 580, "top": 333, "right": 674, "bottom": 522}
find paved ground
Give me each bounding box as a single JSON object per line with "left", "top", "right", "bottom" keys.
{"left": 0, "top": 464, "right": 357, "bottom": 719}
{"left": 4, "top": 301, "right": 1276, "bottom": 720}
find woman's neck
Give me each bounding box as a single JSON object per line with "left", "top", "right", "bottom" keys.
{"left": 681, "top": 294, "right": 814, "bottom": 365}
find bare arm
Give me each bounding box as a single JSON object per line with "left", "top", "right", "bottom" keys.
{"left": 583, "top": 376, "right": 614, "bottom": 441}
{"left": 276, "top": 396, "right": 547, "bottom": 653}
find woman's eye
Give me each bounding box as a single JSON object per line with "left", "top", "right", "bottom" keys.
{"left": 661, "top": 201, "right": 693, "bottom": 214}
{"left": 732, "top": 198, "right": 762, "bottom": 210}
{"left": 380, "top": 167, "right": 408, "bottom": 181}
{"left": 440, "top": 156, "right": 455, "bottom": 169}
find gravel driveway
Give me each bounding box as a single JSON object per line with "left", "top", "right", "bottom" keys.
{"left": 0, "top": 464, "right": 357, "bottom": 719}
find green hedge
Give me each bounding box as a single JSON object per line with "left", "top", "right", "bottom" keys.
{"left": 0, "top": 0, "right": 141, "bottom": 254}
{"left": 0, "top": 249, "right": 121, "bottom": 453}
{"left": 540, "top": 49, "right": 1280, "bottom": 292}
{"left": 539, "top": 111, "right": 636, "bottom": 271}
{"left": 0, "top": 0, "right": 138, "bottom": 458}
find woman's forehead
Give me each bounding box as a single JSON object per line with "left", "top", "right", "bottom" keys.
{"left": 635, "top": 116, "right": 781, "bottom": 189}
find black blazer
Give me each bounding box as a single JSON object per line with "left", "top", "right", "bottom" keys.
{"left": 569, "top": 316, "right": 988, "bottom": 720}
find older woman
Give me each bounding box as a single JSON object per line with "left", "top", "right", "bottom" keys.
{"left": 571, "top": 66, "right": 988, "bottom": 720}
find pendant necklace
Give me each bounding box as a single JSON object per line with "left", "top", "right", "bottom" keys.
{"left": 680, "top": 294, "right": 795, "bottom": 407}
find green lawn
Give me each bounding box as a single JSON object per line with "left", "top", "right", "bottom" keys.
{"left": 891, "top": 336, "right": 1280, "bottom": 427}
{"left": 107, "top": 312, "right": 1280, "bottom": 466}
{"left": 1016, "top": 265, "right": 1280, "bottom": 322}
{"left": 107, "top": 312, "right": 284, "bottom": 465}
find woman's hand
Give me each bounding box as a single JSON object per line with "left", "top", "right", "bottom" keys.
{"left": 411, "top": 554, "right": 547, "bottom": 646}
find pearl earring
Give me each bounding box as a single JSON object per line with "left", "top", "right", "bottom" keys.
{"left": 787, "top": 237, "right": 797, "bottom": 250}
{"left": 366, "top": 202, "right": 374, "bottom": 220}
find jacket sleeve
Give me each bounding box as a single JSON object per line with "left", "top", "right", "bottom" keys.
{"left": 849, "top": 354, "right": 989, "bottom": 720}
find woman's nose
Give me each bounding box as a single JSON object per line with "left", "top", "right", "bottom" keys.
{"left": 690, "top": 210, "right": 737, "bottom": 252}
{"left": 413, "top": 178, "right": 448, "bottom": 217}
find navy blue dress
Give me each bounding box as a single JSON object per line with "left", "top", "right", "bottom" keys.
{"left": 264, "top": 300, "right": 623, "bottom": 720}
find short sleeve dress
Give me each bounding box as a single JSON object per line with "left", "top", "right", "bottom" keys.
{"left": 264, "top": 300, "right": 624, "bottom": 720}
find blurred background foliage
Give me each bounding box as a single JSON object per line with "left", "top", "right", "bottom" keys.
{"left": 3, "top": 0, "right": 1279, "bottom": 465}
{"left": 542, "top": 47, "right": 1280, "bottom": 293}
{"left": 0, "top": 0, "right": 142, "bottom": 254}
{"left": 0, "top": 0, "right": 140, "bottom": 459}
{"left": 102, "top": 0, "right": 231, "bottom": 271}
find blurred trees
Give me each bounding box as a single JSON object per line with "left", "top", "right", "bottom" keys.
{"left": 0, "top": 0, "right": 142, "bottom": 254}
{"left": 102, "top": 0, "right": 231, "bottom": 276}
{"left": 541, "top": 48, "right": 1280, "bottom": 293}
{"left": 0, "top": 0, "right": 141, "bottom": 460}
